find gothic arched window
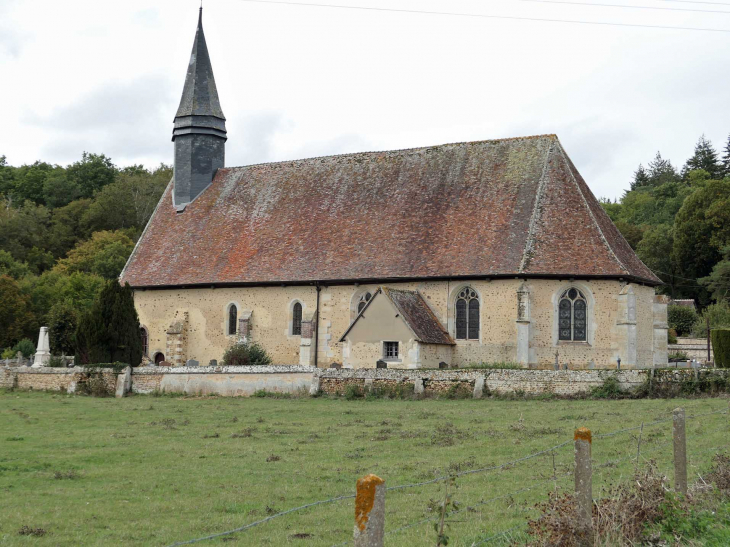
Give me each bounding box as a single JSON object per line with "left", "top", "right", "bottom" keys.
{"left": 558, "top": 288, "right": 587, "bottom": 341}
{"left": 357, "top": 292, "right": 372, "bottom": 314}
{"left": 292, "top": 302, "right": 303, "bottom": 336}
{"left": 228, "top": 304, "right": 238, "bottom": 336}
{"left": 455, "top": 287, "right": 479, "bottom": 340}
{"left": 140, "top": 327, "right": 149, "bottom": 357}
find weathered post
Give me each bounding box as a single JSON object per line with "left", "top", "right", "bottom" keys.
{"left": 574, "top": 427, "right": 593, "bottom": 547}
{"left": 354, "top": 474, "right": 385, "bottom": 547}
{"left": 707, "top": 315, "right": 711, "bottom": 364}
{"left": 673, "top": 408, "right": 688, "bottom": 495}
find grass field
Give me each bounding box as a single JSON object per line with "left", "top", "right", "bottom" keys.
{"left": 2, "top": 390, "right": 729, "bottom": 546}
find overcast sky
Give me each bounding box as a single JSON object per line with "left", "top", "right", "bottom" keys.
{"left": 1, "top": 0, "right": 729, "bottom": 199}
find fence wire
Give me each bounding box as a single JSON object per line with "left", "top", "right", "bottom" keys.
{"left": 170, "top": 404, "right": 729, "bottom": 547}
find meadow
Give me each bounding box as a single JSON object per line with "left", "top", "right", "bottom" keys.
{"left": 1, "top": 390, "right": 729, "bottom": 546}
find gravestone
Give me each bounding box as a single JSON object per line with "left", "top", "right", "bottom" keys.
{"left": 438, "top": 361, "right": 448, "bottom": 369}
{"left": 330, "top": 362, "right": 342, "bottom": 370}
{"left": 186, "top": 359, "right": 199, "bottom": 367}
{"left": 208, "top": 359, "right": 218, "bottom": 367}
{"left": 376, "top": 360, "right": 387, "bottom": 369}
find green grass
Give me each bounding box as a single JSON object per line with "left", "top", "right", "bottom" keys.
{"left": 1, "top": 390, "right": 729, "bottom": 546}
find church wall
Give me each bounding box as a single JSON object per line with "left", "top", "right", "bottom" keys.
{"left": 133, "top": 278, "right": 658, "bottom": 369}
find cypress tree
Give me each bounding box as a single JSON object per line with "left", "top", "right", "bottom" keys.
{"left": 75, "top": 281, "right": 142, "bottom": 366}
{"left": 683, "top": 134, "right": 721, "bottom": 180}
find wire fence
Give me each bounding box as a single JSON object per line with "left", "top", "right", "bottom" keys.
{"left": 167, "top": 402, "right": 729, "bottom": 547}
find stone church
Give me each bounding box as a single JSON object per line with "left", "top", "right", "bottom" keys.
{"left": 120, "top": 9, "right": 669, "bottom": 370}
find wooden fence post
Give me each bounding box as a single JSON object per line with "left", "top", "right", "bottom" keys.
{"left": 574, "top": 427, "right": 593, "bottom": 547}
{"left": 673, "top": 408, "right": 688, "bottom": 495}
{"left": 354, "top": 474, "right": 385, "bottom": 547}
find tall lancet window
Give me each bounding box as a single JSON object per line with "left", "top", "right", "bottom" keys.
{"left": 455, "top": 287, "right": 480, "bottom": 340}
{"left": 292, "top": 302, "right": 303, "bottom": 336}
{"left": 558, "top": 288, "right": 587, "bottom": 341}
{"left": 228, "top": 304, "right": 238, "bottom": 336}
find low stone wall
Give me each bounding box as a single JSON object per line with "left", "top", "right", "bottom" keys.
{"left": 1, "top": 365, "right": 315, "bottom": 397}
{"left": 313, "top": 367, "right": 730, "bottom": 397}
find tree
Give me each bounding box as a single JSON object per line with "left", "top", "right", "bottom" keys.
{"left": 0, "top": 250, "right": 31, "bottom": 279}
{"left": 0, "top": 275, "right": 35, "bottom": 348}
{"left": 637, "top": 224, "right": 679, "bottom": 297}
{"left": 722, "top": 134, "right": 730, "bottom": 179}
{"left": 630, "top": 164, "right": 651, "bottom": 190}
{"left": 0, "top": 155, "right": 15, "bottom": 197}
{"left": 673, "top": 179, "right": 730, "bottom": 306}
{"left": 0, "top": 199, "right": 52, "bottom": 271}
{"left": 699, "top": 245, "right": 730, "bottom": 303}
{"left": 43, "top": 171, "right": 80, "bottom": 209}
{"left": 47, "top": 300, "right": 79, "bottom": 355}
{"left": 82, "top": 165, "right": 170, "bottom": 234}
{"left": 10, "top": 161, "right": 56, "bottom": 205}
{"left": 647, "top": 152, "right": 680, "bottom": 187}
{"left": 614, "top": 221, "right": 644, "bottom": 250}
{"left": 66, "top": 152, "right": 117, "bottom": 198}
{"left": 54, "top": 230, "right": 135, "bottom": 279}
{"left": 75, "top": 281, "right": 142, "bottom": 366}
{"left": 683, "top": 135, "right": 721, "bottom": 180}
{"left": 47, "top": 199, "right": 93, "bottom": 259}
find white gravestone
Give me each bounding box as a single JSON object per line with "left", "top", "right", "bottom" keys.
{"left": 32, "top": 326, "right": 51, "bottom": 368}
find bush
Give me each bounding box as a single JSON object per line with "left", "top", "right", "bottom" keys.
{"left": 221, "top": 341, "right": 272, "bottom": 367}
{"left": 692, "top": 302, "right": 730, "bottom": 338}
{"left": 668, "top": 305, "right": 698, "bottom": 337}
{"left": 590, "top": 376, "right": 624, "bottom": 399}
{"left": 47, "top": 356, "right": 66, "bottom": 368}
{"left": 668, "top": 328, "right": 678, "bottom": 344}
{"left": 12, "top": 338, "right": 35, "bottom": 358}
{"left": 344, "top": 384, "right": 365, "bottom": 400}
{"left": 668, "top": 351, "right": 689, "bottom": 361}
{"left": 2, "top": 347, "right": 15, "bottom": 359}
{"left": 711, "top": 328, "right": 730, "bottom": 368}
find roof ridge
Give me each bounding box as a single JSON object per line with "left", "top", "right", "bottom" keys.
{"left": 555, "top": 141, "right": 630, "bottom": 276}
{"left": 222, "top": 134, "right": 559, "bottom": 171}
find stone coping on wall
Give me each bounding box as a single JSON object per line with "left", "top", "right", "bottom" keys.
{"left": 7, "top": 365, "right": 314, "bottom": 375}
{"left": 315, "top": 368, "right": 646, "bottom": 382}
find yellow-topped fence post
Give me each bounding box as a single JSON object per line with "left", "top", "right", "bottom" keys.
{"left": 354, "top": 474, "right": 386, "bottom": 547}
{"left": 574, "top": 427, "right": 593, "bottom": 547}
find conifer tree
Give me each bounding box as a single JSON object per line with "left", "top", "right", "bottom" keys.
{"left": 721, "top": 133, "right": 730, "bottom": 179}
{"left": 75, "top": 281, "right": 142, "bottom": 366}
{"left": 647, "top": 152, "right": 679, "bottom": 186}
{"left": 631, "top": 164, "right": 650, "bottom": 190}
{"left": 683, "top": 134, "right": 721, "bottom": 180}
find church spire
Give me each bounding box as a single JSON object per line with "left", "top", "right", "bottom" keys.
{"left": 172, "top": 7, "right": 227, "bottom": 211}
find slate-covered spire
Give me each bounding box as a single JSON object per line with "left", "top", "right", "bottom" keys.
{"left": 172, "top": 7, "right": 227, "bottom": 211}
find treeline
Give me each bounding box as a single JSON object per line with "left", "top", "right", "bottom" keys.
{"left": 601, "top": 134, "right": 730, "bottom": 318}
{"left": 0, "top": 152, "right": 171, "bottom": 356}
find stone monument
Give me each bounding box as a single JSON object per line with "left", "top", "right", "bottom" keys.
{"left": 31, "top": 326, "right": 51, "bottom": 368}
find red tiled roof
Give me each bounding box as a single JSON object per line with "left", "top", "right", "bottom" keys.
{"left": 120, "top": 135, "right": 661, "bottom": 287}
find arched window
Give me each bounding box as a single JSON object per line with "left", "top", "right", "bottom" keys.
{"left": 357, "top": 292, "right": 372, "bottom": 314}
{"left": 154, "top": 352, "right": 165, "bottom": 364}
{"left": 559, "top": 288, "right": 587, "bottom": 341}
{"left": 140, "top": 327, "right": 149, "bottom": 357}
{"left": 228, "top": 304, "right": 238, "bottom": 336}
{"left": 455, "top": 287, "right": 479, "bottom": 340}
{"left": 292, "top": 302, "right": 303, "bottom": 335}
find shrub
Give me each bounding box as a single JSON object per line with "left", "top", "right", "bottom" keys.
{"left": 668, "top": 351, "right": 689, "bottom": 361}
{"left": 221, "top": 342, "right": 272, "bottom": 367}
{"left": 47, "top": 356, "right": 66, "bottom": 368}
{"left": 12, "top": 338, "right": 35, "bottom": 358}
{"left": 711, "top": 328, "right": 730, "bottom": 368}
{"left": 48, "top": 300, "right": 78, "bottom": 355}
{"left": 668, "top": 328, "right": 678, "bottom": 344}
{"left": 77, "top": 372, "right": 113, "bottom": 397}
{"left": 668, "top": 305, "right": 698, "bottom": 337}
{"left": 590, "top": 376, "right": 624, "bottom": 399}
{"left": 344, "top": 384, "right": 365, "bottom": 400}
{"left": 2, "top": 347, "right": 15, "bottom": 359}
{"left": 692, "top": 302, "right": 730, "bottom": 337}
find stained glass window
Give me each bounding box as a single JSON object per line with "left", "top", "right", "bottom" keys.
{"left": 558, "top": 289, "right": 587, "bottom": 342}
{"left": 292, "top": 302, "right": 302, "bottom": 336}
{"left": 455, "top": 287, "right": 479, "bottom": 340}
{"left": 228, "top": 304, "right": 238, "bottom": 335}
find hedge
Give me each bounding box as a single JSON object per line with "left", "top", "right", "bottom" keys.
{"left": 711, "top": 329, "right": 730, "bottom": 368}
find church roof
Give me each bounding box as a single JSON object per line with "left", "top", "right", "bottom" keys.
{"left": 120, "top": 134, "right": 661, "bottom": 288}
{"left": 339, "top": 287, "right": 455, "bottom": 345}
{"left": 174, "top": 8, "right": 225, "bottom": 120}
